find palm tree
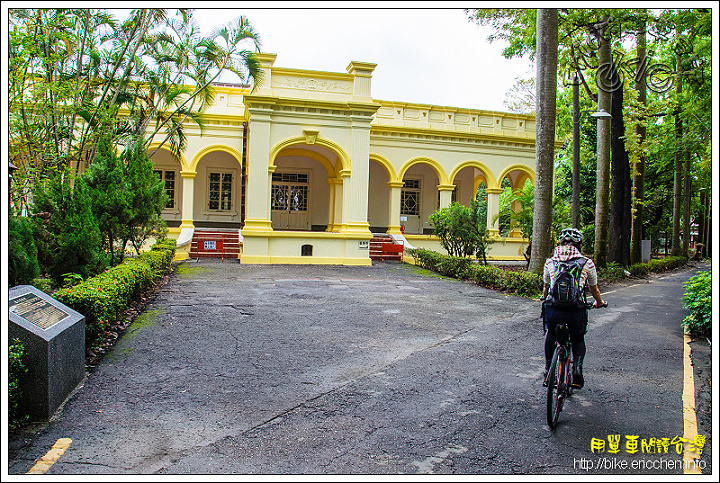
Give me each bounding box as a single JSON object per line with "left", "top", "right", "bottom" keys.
{"left": 528, "top": 8, "right": 558, "bottom": 274}
{"left": 143, "top": 14, "right": 264, "bottom": 159}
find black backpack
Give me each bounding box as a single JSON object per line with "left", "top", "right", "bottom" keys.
{"left": 547, "top": 257, "right": 588, "bottom": 308}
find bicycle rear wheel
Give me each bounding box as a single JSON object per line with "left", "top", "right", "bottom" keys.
{"left": 546, "top": 346, "right": 565, "bottom": 429}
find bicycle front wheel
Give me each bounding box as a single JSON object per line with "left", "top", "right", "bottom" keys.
{"left": 546, "top": 346, "right": 565, "bottom": 429}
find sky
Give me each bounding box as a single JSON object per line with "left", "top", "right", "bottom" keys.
{"left": 190, "top": 6, "right": 535, "bottom": 112}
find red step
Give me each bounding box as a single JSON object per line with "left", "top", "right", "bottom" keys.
{"left": 369, "top": 234, "right": 404, "bottom": 262}
{"left": 190, "top": 230, "right": 241, "bottom": 261}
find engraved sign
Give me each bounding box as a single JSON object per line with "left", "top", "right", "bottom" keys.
{"left": 9, "top": 292, "right": 69, "bottom": 330}
{"left": 204, "top": 240, "right": 217, "bottom": 250}
{"left": 358, "top": 240, "right": 370, "bottom": 249}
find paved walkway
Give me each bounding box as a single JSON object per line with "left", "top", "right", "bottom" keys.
{"left": 6, "top": 260, "right": 712, "bottom": 475}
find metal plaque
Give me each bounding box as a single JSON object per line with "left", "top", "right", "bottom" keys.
{"left": 9, "top": 292, "right": 69, "bottom": 330}
{"left": 204, "top": 240, "right": 217, "bottom": 250}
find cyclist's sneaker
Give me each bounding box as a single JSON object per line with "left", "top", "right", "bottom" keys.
{"left": 572, "top": 367, "right": 584, "bottom": 389}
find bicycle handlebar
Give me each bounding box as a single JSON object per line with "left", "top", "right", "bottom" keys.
{"left": 586, "top": 301, "right": 608, "bottom": 309}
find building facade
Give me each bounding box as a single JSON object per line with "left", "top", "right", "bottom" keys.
{"left": 153, "top": 54, "right": 538, "bottom": 265}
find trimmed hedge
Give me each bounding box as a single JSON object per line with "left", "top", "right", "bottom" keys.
{"left": 53, "top": 238, "right": 176, "bottom": 350}
{"left": 598, "top": 256, "right": 687, "bottom": 282}
{"left": 410, "top": 248, "right": 543, "bottom": 297}
{"left": 409, "top": 249, "right": 689, "bottom": 298}
{"left": 646, "top": 256, "right": 688, "bottom": 272}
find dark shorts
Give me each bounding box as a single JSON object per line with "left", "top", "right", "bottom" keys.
{"left": 543, "top": 303, "right": 588, "bottom": 339}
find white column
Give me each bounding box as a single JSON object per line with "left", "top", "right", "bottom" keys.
{"left": 340, "top": 116, "right": 372, "bottom": 235}
{"left": 509, "top": 188, "right": 523, "bottom": 237}
{"left": 438, "top": 184, "right": 455, "bottom": 210}
{"left": 326, "top": 177, "right": 342, "bottom": 231}
{"left": 387, "top": 181, "right": 403, "bottom": 234}
{"left": 485, "top": 188, "right": 502, "bottom": 236}
{"left": 179, "top": 171, "right": 196, "bottom": 228}
{"left": 339, "top": 169, "right": 352, "bottom": 232}
{"left": 242, "top": 108, "right": 273, "bottom": 233}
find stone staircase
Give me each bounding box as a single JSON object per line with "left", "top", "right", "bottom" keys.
{"left": 190, "top": 229, "right": 241, "bottom": 261}
{"left": 369, "top": 233, "right": 404, "bottom": 262}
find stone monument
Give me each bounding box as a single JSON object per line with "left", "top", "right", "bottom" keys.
{"left": 9, "top": 285, "right": 86, "bottom": 421}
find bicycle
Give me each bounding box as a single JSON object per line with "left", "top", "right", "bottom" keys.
{"left": 545, "top": 301, "right": 608, "bottom": 430}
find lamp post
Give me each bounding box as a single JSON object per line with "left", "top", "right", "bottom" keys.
{"left": 570, "top": 101, "right": 611, "bottom": 231}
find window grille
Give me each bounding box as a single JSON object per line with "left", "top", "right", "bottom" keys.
{"left": 272, "top": 172, "right": 308, "bottom": 183}
{"left": 209, "top": 172, "right": 233, "bottom": 211}
{"left": 401, "top": 179, "right": 421, "bottom": 216}
{"left": 154, "top": 170, "right": 176, "bottom": 209}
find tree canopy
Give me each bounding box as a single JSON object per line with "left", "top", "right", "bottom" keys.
{"left": 468, "top": 7, "right": 712, "bottom": 264}
{"left": 9, "top": 8, "right": 263, "bottom": 213}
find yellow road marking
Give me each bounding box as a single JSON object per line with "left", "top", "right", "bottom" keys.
{"left": 26, "top": 438, "right": 72, "bottom": 475}
{"left": 682, "top": 331, "right": 702, "bottom": 474}
{"left": 603, "top": 278, "right": 704, "bottom": 473}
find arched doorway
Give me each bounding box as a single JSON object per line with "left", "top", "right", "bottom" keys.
{"left": 193, "top": 150, "right": 243, "bottom": 228}
{"left": 398, "top": 158, "right": 448, "bottom": 235}
{"left": 497, "top": 165, "right": 536, "bottom": 238}
{"left": 368, "top": 155, "right": 396, "bottom": 233}
{"left": 149, "top": 147, "right": 184, "bottom": 228}
{"left": 271, "top": 145, "right": 340, "bottom": 231}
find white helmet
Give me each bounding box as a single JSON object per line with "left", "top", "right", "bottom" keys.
{"left": 558, "top": 227, "right": 583, "bottom": 245}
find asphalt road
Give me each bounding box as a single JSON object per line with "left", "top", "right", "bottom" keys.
{"left": 6, "top": 260, "right": 713, "bottom": 476}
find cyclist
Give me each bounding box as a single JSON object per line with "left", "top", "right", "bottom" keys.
{"left": 541, "top": 228, "right": 605, "bottom": 389}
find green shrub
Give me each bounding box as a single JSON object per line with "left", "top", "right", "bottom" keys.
{"left": 410, "top": 249, "right": 445, "bottom": 272}
{"left": 503, "top": 269, "right": 544, "bottom": 296}
{"left": 32, "top": 174, "right": 107, "bottom": 285}
{"left": 53, "top": 239, "right": 175, "bottom": 350}
{"left": 150, "top": 238, "right": 177, "bottom": 255}
{"left": 596, "top": 257, "right": 687, "bottom": 283}
{"left": 429, "top": 201, "right": 491, "bottom": 261}
{"left": 682, "top": 271, "right": 711, "bottom": 338}
{"left": 628, "top": 263, "right": 650, "bottom": 277}
{"left": 31, "top": 278, "right": 54, "bottom": 294}
{"left": 411, "top": 249, "right": 690, "bottom": 300}
{"left": 8, "top": 215, "right": 40, "bottom": 286}
{"left": 469, "top": 264, "right": 504, "bottom": 290}
{"left": 647, "top": 256, "right": 687, "bottom": 273}
{"left": 138, "top": 248, "right": 173, "bottom": 277}
{"left": 122, "top": 140, "right": 169, "bottom": 255}
{"left": 410, "top": 249, "right": 543, "bottom": 297}
{"left": 9, "top": 338, "right": 29, "bottom": 430}
{"left": 597, "top": 262, "right": 628, "bottom": 282}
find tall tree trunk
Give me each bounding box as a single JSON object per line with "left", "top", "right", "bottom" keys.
{"left": 594, "top": 25, "right": 612, "bottom": 268}
{"left": 572, "top": 75, "right": 581, "bottom": 229}
{"left": 608, "top": 70, "right": 632, "bottom": 266}
{"left": 682, "top": 143, "right": 692, "bottom": 256}
{"left": 528, "top": 8, "right": 558, "bottom": 274}
{"left": 630, "top": 14, "right": 647, "bottom": 265}
{"left": 671, "top": 54, "right": 683, "bottom": 256}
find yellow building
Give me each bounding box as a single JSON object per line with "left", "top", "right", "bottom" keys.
{"left": 153, "top": 54, "right": 537, "bottom": 265}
